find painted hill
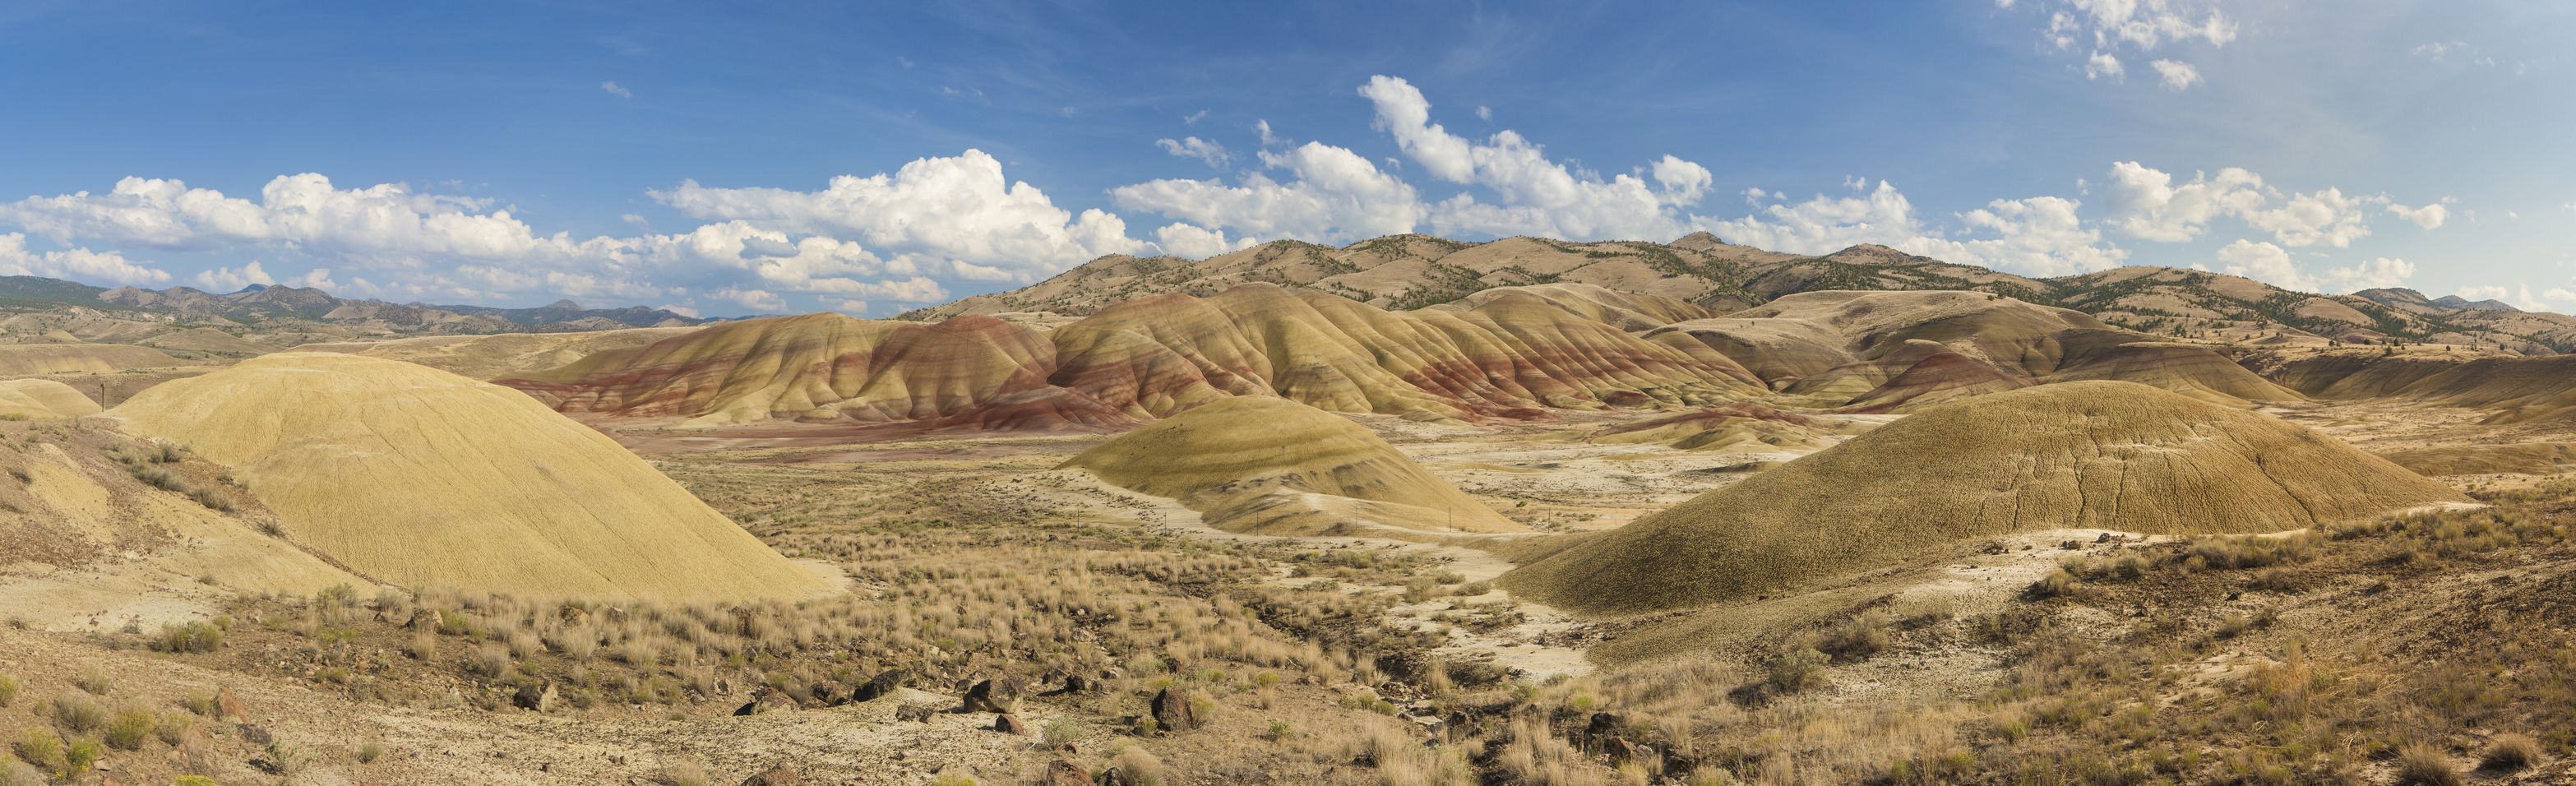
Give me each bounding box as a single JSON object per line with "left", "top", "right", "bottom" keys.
{"left": 1502, "top": 381, "right": 2464, "bottom": 615}
{"left": 1645, "top": 290, "right": 2296, "bottom": 409}
{"left": 2375, "top": 442, "right": 2576, "bottom": 477}
{"left": 907, "top": 233, "right": 1794, "bottom": 319}
{"left": 0, "top": 379, "right": 103, "bottom": 418}
{"left": 292, "top": 326, "right": 701, "bottom": 381}
{"left": 904, "top": 233, "right": 2576, "bottom": 354}
{"left": 503, "top": 312, "right": 1113, "bottom": 428}
{"left": 507, "top": 284, "right": 1761, "bottom": 428}
{"left": 1048, "top": 284, "right": 1760, "bottom": 420}
{"left": 0, "top": 421, "right": 365, "bottom": 630}
{"left": 0, "top": 343, "right": 184, "bottom": 376}
{"left": 1585, "top": 402, "right": 1870, "bottom": 453}
{"left": 109, "top": 353, "right": 832, "bottom": 601}
{"left": 2255, "top": 349, "right": 2576, "bottom": 424}
{"left": 1061, "top": 395, "right": 1519, "bottom": 536}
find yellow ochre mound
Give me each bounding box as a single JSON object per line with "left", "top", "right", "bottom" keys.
{"left": 0, "top": 343, "right": 184, "bottom": 376}
{"left": 1503, "top": 381, "right": 2463, "bottom": 615}
{"left": 1061, "top": 395, "right": 1522, "bottom": 536}
{"left": 109, "top": 353, "right": 831, "bottom": 601}
{"left": 0, "top": 379, "right": 103, "bottom": 418}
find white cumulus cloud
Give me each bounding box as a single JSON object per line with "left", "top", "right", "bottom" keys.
{"left": 653, "top": 150, "right": 1143, "bottom": 278}
{"left": 0, "top": 233, "right": 170, "bottom": 284}
{"left": 1154, "top": 136, "right": 1230, "bottom": 169}
{"left": 2386, "top": 199, "right": 2452, "bottom": 230}
{"left": 1111, "top": 141, "right": 1423, "bottom": 245}
{"left": 2149, "top": 59, "right": 2202, "bottom": 90}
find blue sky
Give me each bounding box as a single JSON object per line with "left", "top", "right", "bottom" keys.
{"left": 0, "top": 0, "right": 2569, "bottom": 317}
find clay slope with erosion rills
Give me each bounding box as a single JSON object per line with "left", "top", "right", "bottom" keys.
{"left": 508, "top": 284, "right": 1762, "bottom": 428}
{"left": 1646, "top": 289, "right": 2298, "bottom": 409}
{"left": 109, "top": 353, "right": 834, "bottom": 602}
{"left": 2258, "top": 350, "right": 2576, "bottom": 424}
{"left": 1584, "top": 401, "right": 1873, "bottom": 453}
{"left": 1501, "top": 381, "right": 2466, "bottom": 616}
{"left": 292, "top": 325, "right": 701, "bottom": 381}
{"left": 0, "top": 378, "right": 104, "bottom": 418}
{"left": 0, "top": 342, "right": 185, "bottom": 376}
{"left": 1059, "top": 395, "right": 1522, "bottom": 537}
{"left": 1048, "top": 284, "right": 1762, "bottom": 421}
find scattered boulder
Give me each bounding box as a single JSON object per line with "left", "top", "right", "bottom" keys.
{"left": 851, "top": 669, "right": 911, "bottom": 703}
{"left": 740, "top": 763, "right": 802, "bottom": 786}
{"left": 236, "top": 723, "right": 272, "bottom": 745}
{"left": 994, "top": 714, "right": 1031, "bottom": 736}
{"left": 961, "top": 677, "right": 1022, "bottom": 714}
{"left": 733, "top": 687, "right": 797, "bottom": 716}
{"left": 895, "top": 704, "right": 937, "bottom": 723}
{"left": 512, "top": 681, "right": 559, "bottom": 713}
{"left": 1149, "top": 688, "right": 1200, "bottom": 732}
{"left": 1042, "top": 759, "right": 1091, "bottom": 786}
{"left": 804, "top": 680, "right": 850, "bottom": 708}
{"left": 215, "top": 687, "right": 247, "bottom": 723}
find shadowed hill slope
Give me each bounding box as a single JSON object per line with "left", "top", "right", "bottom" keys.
{"left": 1061, "top": 395, "right": 1520, "bottom": 536}
{"left": 1502, "top": 381, "right": 2463, "bottom": 615}
{"left": 109, "top": 353, "right": 832, "bottom": 601}
{"left": 2260, "top": 350, "right": 2576, "bottom": 424}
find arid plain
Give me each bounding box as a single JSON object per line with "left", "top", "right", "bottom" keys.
{"left": 5, "top": 233, "right": 2576, "bottom": 786}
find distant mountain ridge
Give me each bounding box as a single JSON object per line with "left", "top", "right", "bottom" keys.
{"left": 0, "top": 276, "right": 704, "bottom": 335}
{"left": 907, "top": 233, "right": 2576, "bottom": 354}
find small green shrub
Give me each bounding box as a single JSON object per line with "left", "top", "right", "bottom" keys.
{"left": 104, "top": 709, "right": 154, "bottom": 750}
{"left": 0, "top": 673, "right": 16, "bottom": 706}
{"left": 156, "top": 620, "right": 225, "bottom": 653}
{"left": 11, "top": 728, "right": 62, "bottom": 772}
{"left": 1765, "top": 648, "right": 1829, "bottom": 694}
{"left": 61, "top": 737, "right": 99, "bottom": 775}
{"left": 53, "top": 695, "right": 105, "bottom": 732}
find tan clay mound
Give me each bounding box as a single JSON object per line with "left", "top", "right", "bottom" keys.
{"left": 295, "top": 326, "right": 698, "bottom": 380}
{"left": 1052, "top": 284, "right": 1760, "bottom": 421}
{"left": 1587, "top": 402, "right": 1866, "bottom": 452}
{"left": 1061, "top": 395, "right": 1521, "bottom": 536}
{"left": 0, "top": 343, "right": 184, "bottom": 376}
{"left": 1503, "top": 381, "right": 2464, "bottom": 615}
{"left": 109, "top": 354, "right": 831, "bottom": 601}
{"left": 0, "top": 379, "right": 103, "bottom": 418}
{"left": 2375, "top": 442, "right": 2576, "bottom": 477}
